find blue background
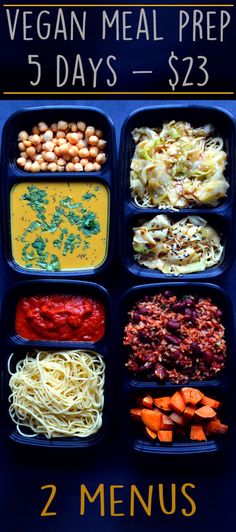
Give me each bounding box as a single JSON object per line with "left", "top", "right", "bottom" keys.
{"left": 0, "top": 99, "right": 236, "bottom": 532}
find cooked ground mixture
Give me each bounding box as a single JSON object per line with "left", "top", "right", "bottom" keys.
{"left": 124, "top": 292, "right": 226, "bottom": 384}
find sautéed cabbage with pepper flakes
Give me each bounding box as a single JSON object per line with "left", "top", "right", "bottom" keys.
{"left": 10, "top": 182, "right": 109, "bottom": 271}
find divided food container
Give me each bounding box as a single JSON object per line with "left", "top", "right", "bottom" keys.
{"left": 119, "top": 105, "right": 235, "bottom": 279}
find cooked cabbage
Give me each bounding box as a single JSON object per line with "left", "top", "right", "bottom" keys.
{"left": 130, "top": 121, "right": 228, "bottom": 209}
{"left": 133, "top": 215, "right": 223, "bottom": 275}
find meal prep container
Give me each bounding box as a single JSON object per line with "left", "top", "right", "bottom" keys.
{"left": 3, "top": 279, "right": 112, "bottom": 448}
{"left": 1, "top": 106, "right": 116, "bottom": 277}
{"left": 119, "top": 282, "right": 233, "bottom": 454}
{"left": 119, "top": 105, "right": 236, "bottom": 280}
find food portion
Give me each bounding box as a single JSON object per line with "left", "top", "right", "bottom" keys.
{"left": 130, "top": 389, "right": 228, "bottom": 444}
{"left": 16, "top": 120, "right": 107, "bottom": 173}
{"left": 8, "top": 350, "right": 105, "bottom": 438}
{"left": 10, "top": 182, "right": 109, "bottom": 271}
{"left": 15, "top": 294, "right": 106, "bottom": 342}
{"left": 124, "top": 291, "right": 226, "bottom": 384}
{"left": 133, "top": 214, "right": 223, "bottom": 274}
{"left": 130, "top": 121, "right": 228, "bottom": 208}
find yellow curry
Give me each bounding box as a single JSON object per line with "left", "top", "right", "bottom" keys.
{"left": 11, "top": 182, "right": 109, "bottom": 271}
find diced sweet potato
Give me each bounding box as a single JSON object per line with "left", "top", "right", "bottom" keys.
{"left": 169, "top": 391, "right": 185, "bottom": 413}
{"left": 141, "top": 409, "right": 162, "bottom": 432}
{"left": 181, "top": 387, "right": 204, "bottom": 406}
{"left": 205, "top": 419, "right": 228, "bottom": 435}
{"left": 160, "top": 414, "right": 175, "bottom": 430}
{"left": 195, "top": 405, "right": 217, "bottom": 420}
{"left": 169, "top": 412, "right": 185, "bottom": 426}
{"left": 130, "top": 408, "right": 142, "bottom": 422}
{"left": 183, "top": 406, "right": 196, "bottom": 422}
{"left": 145, "top": 427, "right": 157, "bottom": 440}
{"left": 200, "top": 395, "right": 222, "bottom": 410}
{"left": 190, "top": 425, "right": 207, "bottom": 441}
{"left": 142, "top": 395, "right": 153, "bottom": 409}
{"left": 153, "top": 397, "right": 171, "bottom": 411}
{"left": 157, "top": 430, "right": 173, "bottom": 443}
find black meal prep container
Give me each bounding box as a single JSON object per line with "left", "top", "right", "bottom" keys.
{"left": 119, "top": 105, "right": 235, "bottom": 280}
{"left": 2, "top": 279, "right": 112, "bottom": 448}
{"left": 119, "top": 282, "right": 233, "bottom": 455}
{"left": 1, "top": 106, "right": 116, "bottom": 277}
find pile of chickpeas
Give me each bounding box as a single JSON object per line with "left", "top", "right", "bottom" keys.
{"left": 16, "top": 120, "right": 107, "bottom": 172}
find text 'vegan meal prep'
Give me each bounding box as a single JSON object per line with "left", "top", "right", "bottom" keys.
{"left": 124, "top": 291, "right": 226, "bottom": 384}
{"left": 130, "top": 121, "right": 228, "bottom": 209}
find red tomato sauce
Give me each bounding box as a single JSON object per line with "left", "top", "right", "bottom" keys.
{"left": 15, "top": 294, "right": 106, "bottom": 342}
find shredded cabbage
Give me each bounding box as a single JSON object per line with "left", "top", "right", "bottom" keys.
{"left": 133, "top": 215, "right": 223, "bottom": 275}
{"left": 130, "top": 121, "right": 228, "bottom": 209}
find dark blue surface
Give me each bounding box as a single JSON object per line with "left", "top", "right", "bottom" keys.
{"left": 0, "top": 100, "right": 236, "bottom": 532}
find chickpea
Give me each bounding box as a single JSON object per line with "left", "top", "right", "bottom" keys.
{"left": 66, "top": 133, "right": 72, "bottom": 142}
{"left": 36, "top": 144, "right": 42, "bottom": 153}
{"left": 51, "top": 123, "right": 58, "bottom": 132}
{"left": 43, "top": 129, "right": 53, "bottom": 142}
{"left": 77, "top": 131, "right": 84, "bottom": 140}
{"left": 97, "top": 139, "right": 107, "bottom": 150}
{"left": 78, "top": 147, "right": 89, "bottom": 158}
{"left": 80, "top": 158, "right": 88, "bottom": 167}
{"left": 18, "top": 142, "right": 25, "bottom": 152}
{"left": 32, "top": 126, "right": 40, "bottom": 135}
{"left": 68, "top": 146, "right": 79, "bottom": 158}
{"left": 70, "top": 133, "right": 80, "bottom": 145}
{"left": 56, "top": 131, "right": 66, "bottom": 139}
{"left": 77, "top": 140, "right": 85, "bottom": 150}
{"left": 85, "top": 126, "right": 95, "bottom": 138}
{"left": 69, "top": 122, "right": 78, "bottom": 132}
{"left": 85, "top": 162, "right": 94, "bottom": 172}
{"left": 54, "top": 146, "right": 60, "bottom": 156}
{"left": 58, "top": 120, "right": 68, "bottom": 131}
{"left": 57, "top": 158, "right": 66, "bottom": 166}
{"left": 31, "top": 161, "right": 41, "bottom": 173}
{"left": 20, "top": 151, "right": 27, "bottom": 158}
{"left": 72, "top": 156, "right": 79, "bottom": 164}
{"left": 44, "top": 141, "right": 55, "bottom": 152}
{"left": 26, "top": 146, "right": 36, "bottom": 159}
{"left": 59, "top": 144, "right": 69, "bottom": 156}
{"left": 23, "top": 140, "right": 32, "bottom": 147}
{"left": 77, "top": 121, "right": 86, "bottom": 131}
{"left": 38, "top": 122, "right": 48, "bottom": 133}
{"left": 31, "top": 134, "right": 41, "bottom": 146}
{"left": 89, "top": 147, "right": 99, "bottom": 158}
{"left": 52, "top": 138, "right": 58, "bottom": 144}
{"left": 88, "top": 135, "right": 99, "bottom": 146}
{"left": 96, "top": 153, "right": 107, "bottom": 165}
{"left": 48, "top": 162, "right": 58, "bottom": 172}
{"left": 40, "top": 162, "right": 48, "bottom": 171}
{"left": 95, "top": 129, "right": 103, "bottom": 139}
{"left": 74, "top": 163, "right": 83, "bottom": 172}
{"left": 35, "top": 154, "right": 44, "bottom": 164}
{"left": 93, "top": 162, "right": 101, "bottom": 172}
{"left": 57, "top": 138, "right": 67, "bottom": 146}
{"left": 66, "top": 162, "right": 74, "bottom": 172}
{"left": 24, "top": 160, "right": 32, "bottom": 172}
{"left": 17, "top": 157, "right": 27, "bottom": 168}
{"left": 44, "top": 151, "right": 57, "bottom": 163}
{"left": 57, "top": 165, "right": 64, "bottom": 172}
{"left": 63, "top": 154, "right": 71, "bottom": 162}
{"left": 18, "top": 131, "right": 29, "bottom": 141}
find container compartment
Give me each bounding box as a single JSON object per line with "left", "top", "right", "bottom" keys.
{"left": 5, "top": 345, "right": 110, "bottom": 448}
{"left": 125, "top": 385, "right": 228, "bottom": 455}
{"left": 121, "top": 211, "right": 232, "bottom": 280}
{"left": 120, "top": 282, "right": 233, "bottom": 390}
{"left": 3, "top": 279, "right": 111, "bottom": 348}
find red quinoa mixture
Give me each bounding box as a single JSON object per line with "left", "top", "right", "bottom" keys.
{"left": 124, "top": 291, "right": 226, "bottom": 384}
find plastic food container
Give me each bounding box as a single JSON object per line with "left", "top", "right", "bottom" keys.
{"left": 119, "top": 282, "right": 232, "bottom": 454}
{"left": 3, "top": 279, "right": 112, "bottom": 448}
{"left": 119, "top": 105, "right": 236, "bottom": 280}
{"left": 1, "top": 106, "right": 116, "bottom": 277}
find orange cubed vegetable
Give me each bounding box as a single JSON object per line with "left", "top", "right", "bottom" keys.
{"left": 145, "top": 427, "right": 157, "bottom": 440}
{"left": 130, "top": 408, "right": 142, "bottom": 422}
{"left": 190, "top": 425, "right": 207, "bottom": 441}
{"left": 195, "top": 405, "right": 217, "bottom": 420}
{"left": 183, "top": 406, "right": 196, "bottom": 422}
{"left": 142, "top": 395, "right": 153, "bottom": 409}
{"left": 160, "top": 414, "right": 175, "bottom": 430}
{"left": 169, "top": 412, "right": 185, "bottom": 426}
{"left": 169, "top": 391, "right": 185, "bottom": 413}
{"left": 200, "top": 395, "right": 222, "bottom": 410}
{"left": 157, "top": 430, "right": 173, "bottom": 442}
{"left": 153, "top": 397, "right": 171, "bottom": 411}
{"left": 141, "top": 409, "right": 162, "bottom": 432}
{"left": 205, "top": 419, "right": 228, "bottom": 435}
{"left": 181, "top": 387, "right": 204, "bottom": 406}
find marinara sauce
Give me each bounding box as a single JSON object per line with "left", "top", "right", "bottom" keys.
{"left": 15, "top": 294, "right": 105, "bottom": 342}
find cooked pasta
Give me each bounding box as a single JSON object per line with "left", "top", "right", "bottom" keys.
{"left": 133, "top": 214, "right": 223, "bottom": 274}
{"left": 130, "top": 121, "right": 228, "bottom": 209}
{"left": 8, "top": 350, "right": 105, "bottom": 438}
